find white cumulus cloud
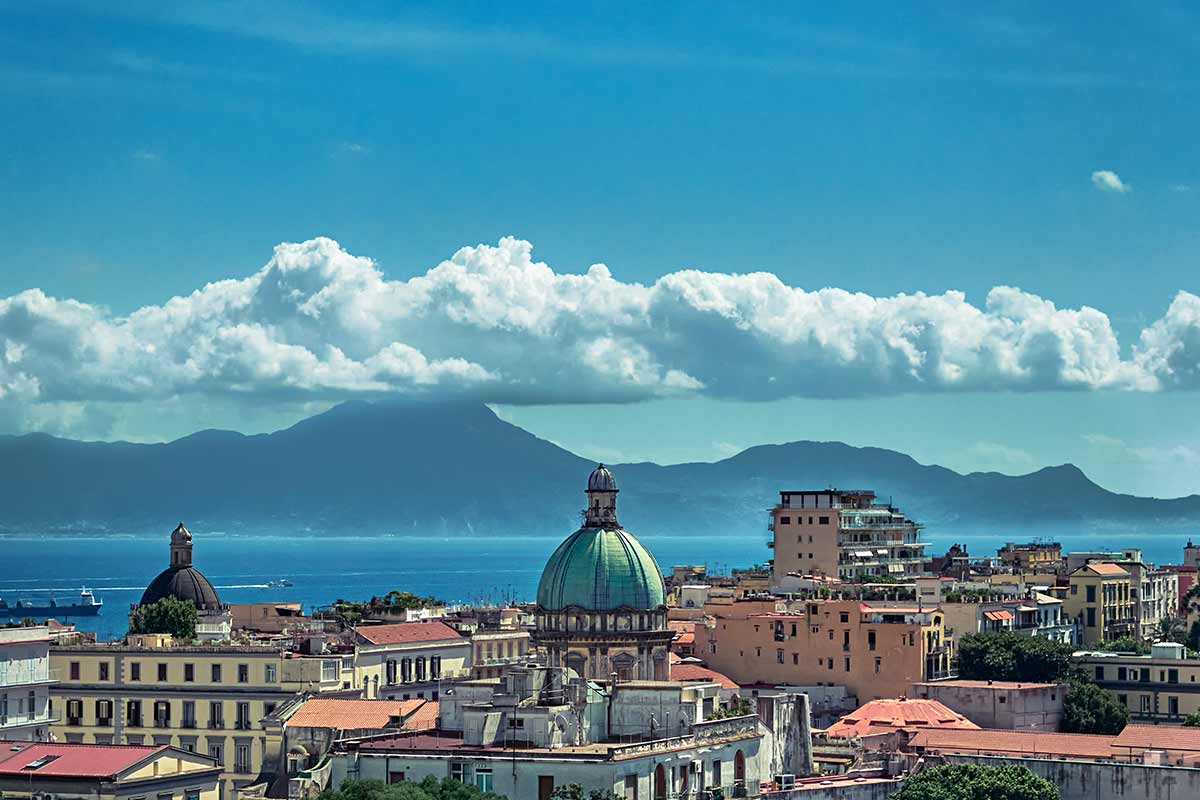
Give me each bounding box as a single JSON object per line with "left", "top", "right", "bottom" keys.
{"left": 0, "top": 236, "right": 1198, "bottom": 436}
{"left": 1091, "top": 170, "right": 1131, "bottom": 193}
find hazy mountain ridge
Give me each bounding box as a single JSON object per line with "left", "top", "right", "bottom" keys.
{"left": 0, "top": 400, "right": 1197, "bottom": 539}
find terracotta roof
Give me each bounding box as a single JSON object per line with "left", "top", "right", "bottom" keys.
{"left": 673, "top": 631, "right": 695, "bottom": 645}
{"left": 0, "top": 742, "right": 168, "bottom": 778}
{"left": 1078, "top": 563, "right": 1129, "bottom": 577}
{"left": 287, "top": 698, "right": 425, "bottom": 730}
{"left": 914, "top": 680, "right": 1060, "bottom": 690}
{"left": 670, "top": 662, "right": 739, "bottom": 689}
{"left": 1113, "top": 725, "right": 1200, "bottom": 753}
{"left": 405, "top": 701, "right": 440, "bottom": 731}
{"left": 823, "top": 699, "right": 979, "bottom": 739}
{"left": 909, "top": 728, "right": 1118, "bottom": 760}
{"left": 355, "top": 621, "right": 462, "bottom": 645}
{"left": 983, "top": 610, "right": 1013, "bottom": 622}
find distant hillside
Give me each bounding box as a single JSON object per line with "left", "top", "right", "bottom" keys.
{"left": 0, "top": 400, "right": 1198, "bottom": 539}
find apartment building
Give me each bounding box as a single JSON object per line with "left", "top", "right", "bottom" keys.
{"left": 352, "top": 621, "right": 471, "bottom": 700}
{"left": 1114, "top": 559, "right": 1179, "bottom": 642}
{"left": 996, "top": 542, "right": 1062, "bottom": 572}
{"left": 940, "top": 591, "right": 1077, "bottom": 646}
{"left": 767, "top": 489, "right": 929, "bottom": 587}
{"left": 1080, "top": 642, "right": 1200, "bottom": 723}
{"left": 0, "top": 626, "right": 56, "bottom": 741}
{"left": 1063, "top": 563, "right": 1135, "bottom": 646}
{"left": 694, "top": 599, "right": 952, "bottom": 701}
{"left": 49, "top": 635, "right": 350, "bottom": 800}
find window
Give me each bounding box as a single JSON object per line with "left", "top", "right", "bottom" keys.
{"left": 66, "top": 699, "right": 82, "bottom": 725}
{"left": 1140, "top": 696, "right": 1152, "bottom": 714}
{"left": 236, "top": 702, "right": 251, "bottom": 730}
{"left": 776, "top": 649, "right": 784, "bottom": 664}
{"left": 712, "top": 759, "right": 722, "bottom": 786}
{"left": 868, "top": 631, "right": 877, "bottom": 651}
{"left": 416, "top": 656, "right": 427, "bottom": 682}
{"left": 431, "top": 656, "right": 441, "bottom": 679}
{"left": 211, "top": 664, "right": 222, "bottom": 683}
{"left": 265, "top": 663, "right": 277, "bottom": 683}
{"left": 1170, "top": 697, "right": 1180, "bottom": 717}
{"left": 449, "top": 762, "right": 466, "bottom": 783}
{"left": 1118, "top": 667, "right": 1127, "bottom": 681}
{"left": 1140, "top": 668, "right": 1151, "bottom": 683}
{"left": 839, "top": 613, "right": 849, "bottom": 624}
{"left": 780, "top": 516, "right": 791, "bottom": 524}
{"left": 1086, "top": 585, "right": 1096, "bottom": 603}
{"left": 154, "top": 700, "right": 171, "bottom": 728}
{"left": 1087, "top": 608, "right": 1096, "bottom": 627}
{"left": 386, "top": 660, "right": 397, "bottom": 684}
{"left": 209, "top": 701, "right": 224, "bottom": 728}
{"left": 1096, "top": 666, "right": 1105, "bottom": 681}
{"left": 96, "top": 699, "right": 113, "bottom": 726}
{"left": 130, "top": 662, "right": 142, "bottom": 681}
{"left": 99, "top": 662, "right": 110, "bottom": 681}
{"left": 1169, "top": 669, "right": 1180, "bottom": 684}
{"left": 238, "top": 664, "right": 249, "bottom": 683}
{"left": 186, "top": 789, "right": 202, "bottom": 800}
{"left": 209, "top": 743, "right": 223, "bottom": 766}
{"left": 999, "top": 696, "right": 1007, "bottom": 704}
{"left": 182, "top": 701, "right": 196, "bottom": 728}
{"left": 184, "top": 663, "right": 195, "bottom": 682}
{"left": 388, "top": 772, "right": 406, "bottom": 784}
{"left": 842, "top": 631, "right": 850, "bottom": 651}
{"left": 792, "top": 653, "right": 799, "bottom": 665}
{"left": 401, "top": 658, "right": 413, "bottom": 683}
{"left": 127, "top": 700, "right": 142, "bottom": 727}
{"left": 819, "top": 516, "right": 830, "bottom": 525}
{"left": 235, "top": 744, "right": 251, "bottom": 773}
{"left": 845, "top": 657, "right": 851, "bottom": 672}
{"left": 874, "top": 657, "right": 881, "bottom": 674}
{"left": 69, "top": 661, "right": 80, "bottom": 680}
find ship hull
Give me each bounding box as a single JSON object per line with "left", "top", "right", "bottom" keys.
{"left": 0, "top": 604, "right": 102, "bottom": 618}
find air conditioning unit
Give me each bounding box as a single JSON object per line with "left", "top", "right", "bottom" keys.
{"left": 775, "top": 774, "right": 797, "bottom": 790}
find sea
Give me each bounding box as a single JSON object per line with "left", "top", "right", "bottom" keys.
{"left": 0, "top": 530, "right": 1192, "bottom": 642}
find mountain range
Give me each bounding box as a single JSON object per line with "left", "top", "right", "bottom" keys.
{"left": 1, "top": 400, "right": 1198, "bottom": 542}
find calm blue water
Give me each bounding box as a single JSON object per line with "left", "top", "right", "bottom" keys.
{"left": 0, "top": 531, "right": 1191, "bottom": 641}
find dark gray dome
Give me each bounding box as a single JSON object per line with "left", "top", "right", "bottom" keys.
{"left": 140, "top": 566, "right": 223, "bottom": 611}
{"left": 587, "top": 464, "right": 617, "bottom": 492}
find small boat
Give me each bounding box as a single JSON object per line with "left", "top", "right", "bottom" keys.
{"left": 0, "top": 588, "right": 102, "bottom": 618}
{"left": 266, "top": 579, "right": 294, "bottom": 588}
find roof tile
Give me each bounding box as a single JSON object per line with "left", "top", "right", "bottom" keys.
{"left": 355, "top": 621, "right": 462, "bottom": 645}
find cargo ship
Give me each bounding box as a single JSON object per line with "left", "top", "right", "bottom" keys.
{"left": 0, "top": 588, "right": 102, "bottom": 618}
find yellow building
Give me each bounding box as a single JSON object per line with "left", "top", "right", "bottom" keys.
{"left": 50, "top": 635, "right": 351, "bottom": 800}
{"left": 1080, "top": 642, "right": 1200, "bottom": 723}
{"left": 352, "top": 621, "right": 472, "bottom": 699}
{"left": 0, "top": 740, "right": 221, "bottom": 800}
{"left": 1063, "top": 562, "right": 1135, "bottom": 646}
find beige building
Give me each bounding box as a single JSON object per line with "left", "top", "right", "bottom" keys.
{"left": 229, "top": 604, "right": 309, "bottom": 635}
{"left": 768, "top": 489, "right": 929, "bottom": 587}
{"left": 1080, "top": 642, "right": 1200, "bottom": 723}
{"left": 997, "top": 542, "right": 1062, "bottom": 572}
{"left": 1114, "top": 559, "right": 1179, "bottom": 642}
{"left": 469, "top": 630, "right": 531, "bottom": 679}
{"left": 1064, "top": 562, "right": 1135, "bottom": 645}
{"left": 695, "top": 599, "right": 952, "bottom": 702}
{"left": 49, "top": 635, "right": 349, "bottom": 799}
{"left": 352, "top": 621, "right": 471, "bottom": 700}
{"left": 911, "top": 680, "right": 1067, "bottom": 731}
{"left": 0, "top": 740, "right": 221, "bottom": 800}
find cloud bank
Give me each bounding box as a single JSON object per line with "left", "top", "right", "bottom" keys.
{"left": 0, "top": 236, "right": 1197, "bottom": 428}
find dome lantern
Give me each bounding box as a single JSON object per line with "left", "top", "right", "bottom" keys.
{"left": 584, "top": 464, "right": 619, "bottom": 528}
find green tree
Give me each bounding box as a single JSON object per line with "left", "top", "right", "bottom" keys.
{"left": 893, "top": 764, "right": 1058, "bottom": 800}
{"left": 1183, "top": 711, "right": 1200, "bottom": 727}
{"left": 956, "top": 632, "right": 1074, "bottom": 683}
{"left": 1096, "top": 636, "right": 1148, "bottom": 655}
{"left": 319, "top": 778, "right": 505, "bottom": 800}
{"left": 1061, "top": 679, "right": 1129, "bottom": 735}
{"left": 128, "top": 596, "right": 198, "bottom": 640}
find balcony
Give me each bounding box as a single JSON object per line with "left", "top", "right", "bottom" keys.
{"left": 208, "top": 720, "right": 225, "bottom": 730}
{"left": 0, "top": 667, "right": 59, "bottom": 687}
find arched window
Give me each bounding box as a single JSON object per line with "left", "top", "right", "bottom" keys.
{"left": 735, "top": 749, "right": 746, "bottom": 784}
{"left": 654, "top": 764, "right": 667, "bottom": 800}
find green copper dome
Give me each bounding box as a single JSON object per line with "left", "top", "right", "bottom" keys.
{"left": 536, "top": 527, "right": 666, "bottom": 612}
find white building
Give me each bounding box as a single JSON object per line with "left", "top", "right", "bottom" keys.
{"left": 330, "top": 666, "right": 812, "bottom": 800}
{"left": 0, "top": 625, "right": 56, "bottom": 740}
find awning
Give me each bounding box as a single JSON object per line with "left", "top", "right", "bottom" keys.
{"left": 876, "top": 549, "right": 889, "bottom": 555}
{"left": 983, "top": 610, "right": 1014, "bottom": 622}
{"left": 888, "top": 563, "right": 905, "bottom": 573}
{"left": 854, "top": 550, "right": 873, "bottom": 558}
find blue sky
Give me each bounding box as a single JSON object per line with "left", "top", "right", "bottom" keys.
{"left": 1, "top": 2, "right": 1199, "bottom": 497}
